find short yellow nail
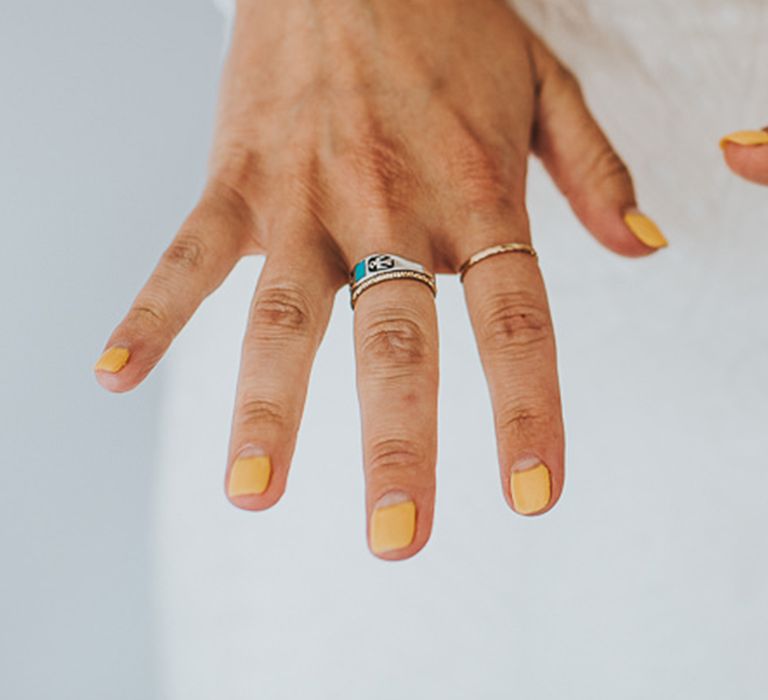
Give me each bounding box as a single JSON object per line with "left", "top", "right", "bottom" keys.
{"left": 94, "top": 347, "right": 130, "bottom": 373}
{"left": 370, "top": 499, "right": 416, "bottom": 554}
{"left": 228, "top": 453, "right": 272, "bottom": 497}
{"left": 623, "top": 211, "right": 668, "bottom": 249}
{"left": 720, "top": 130, "right": 768, "bottom": 148}
{"left": 510, "top": 462, "right": 551, "bottom": 515}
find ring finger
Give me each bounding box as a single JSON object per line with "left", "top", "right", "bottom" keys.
{"left": 460, "top": 231, "right": 565, "bottom": 516}
{"left": 352, "top": 255, "right": 439, "bottom": 560}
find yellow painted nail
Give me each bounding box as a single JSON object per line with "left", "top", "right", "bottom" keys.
{"left": 510, "top": 462, "right": 551, "bottom": 515}
{"left": 228, "top": 453, "right": 272, "bottom": 497}
{"left": 94, "top": 346, "right": 130, "bottom": 373}
{"left": 720, "top": 130, "right": 768, "bottom": 149}
{"left": 623, "top": 210, "right": 669, "bottom": 249}
{"left": 370, "top": 498, "right": 416, "bottom": 554}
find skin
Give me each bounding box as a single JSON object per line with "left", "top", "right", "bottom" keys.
{"left": 722, "top": 129, "right": 768, "bottom": 185}
{"left": 95, "top": 0, "right": 663, "bottom": 560}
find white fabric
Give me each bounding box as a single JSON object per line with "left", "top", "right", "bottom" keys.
{"left": 154, "top": 2, "right": 768, "bottom": 698}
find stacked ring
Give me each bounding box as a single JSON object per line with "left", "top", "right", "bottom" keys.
{"left": 458, "top": 242, "right": 537, "bottom": 282}
{"left": 349, "top": 253, "right": 437, "bottom": 309}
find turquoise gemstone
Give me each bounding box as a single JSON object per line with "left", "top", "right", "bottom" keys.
{"left": 353, "top": 260, "right": 366, "bottom": 283}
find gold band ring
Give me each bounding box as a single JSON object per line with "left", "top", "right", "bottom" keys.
{"left": 458, "top": 242, "right": 538, "bottom": 282}
{"left": 350, "top": 269, "right": 437, "bottom": 309}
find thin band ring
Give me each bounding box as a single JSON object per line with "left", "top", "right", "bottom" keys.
{"left": 458, "top": 242, "right": 538, "bottom": 282}
{"left": 349, "top": 253, "right": 437, "bottom": 309}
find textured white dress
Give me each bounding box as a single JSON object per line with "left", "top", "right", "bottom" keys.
{"left": 154, "top": 2, "right": 768, "bottom": 697}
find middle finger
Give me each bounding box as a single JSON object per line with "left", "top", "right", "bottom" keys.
{"left": 353, "top": 265, "right": 439, "bottom": 561}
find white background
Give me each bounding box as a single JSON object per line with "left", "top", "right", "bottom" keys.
{"left": 2, "top": 1, "right": 767, "bottom": 699}
{"left": 0, "top": 1, "right": 221, "bottom": 698}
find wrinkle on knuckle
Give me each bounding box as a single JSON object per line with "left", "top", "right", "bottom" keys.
{"left": 447, "top": 128, "right": 513, "bottom": 211}
{"left": 360, "top": 314, "right": 428, "bottom": 367}
{"left": 250, "top": 284, "right": 313, "bottom": 337}
{"left": 237, "top": 397, "right": 288, "bottom": 428}
{"left": 367, "top": 437, "right": 425, "bottom": 477}
{"left": 162, "top": 235, "right": 207, "bottom": 273}
{"left": 584, "top": 146, "right": 632, "bottom": 190}
{"left": 496, "top": 404, "right": 542, "bottom": 438}
{"left": 344, "top": 129, "right": 415, "bottom": 212}
{"left": 128, "top": 303, "right": 167, "bottom": 328}
{"left": 479, "top": 292, "right": 552, "bottom": 355}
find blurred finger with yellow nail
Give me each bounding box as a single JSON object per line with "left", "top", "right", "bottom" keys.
{"left": 721, "top": 127, "right": 768, "bottom": 185}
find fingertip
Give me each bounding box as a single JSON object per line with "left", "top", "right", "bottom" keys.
{"left": 507, "top": 458, "right": 562, "bottom": 517}
{"left": 368, "top": 493, "right": 432, "bottom": 561}
{"left": 720, "top": 129, "right": 768, "bottom": 149}
{"left": 370, "top": 537, "right": 429, "bottom": 561}
{"left": 93, "top": 371, "right": 136, "bottom": 393}
{"left": 93, "top": 342, "right": 158, "bottom": 393}
{"left": 720, "top": 131, "right": 768, "bottom": 185}
{"left": 622, "top": 209, "right": 669, "bottom": 252}
{"left": 225, "top": 451, "right": 287, "bottom": 511}
{"left": 93, "top": 346, "right": 140, "bottom": 392}
{"left": 226, "top": 491, "right": 285, "bottom": 511}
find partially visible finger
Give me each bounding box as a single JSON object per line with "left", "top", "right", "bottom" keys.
{"left": 94, "top": 184, "right": 251, "bottom": 393}
{"left": 353, "top": 273, "right": 439, "bottom": 561}
{"left": 462, "top": 241, "right": 564, "bottom": 516}
{"left": 529, "top": 38, "right": 668, "bottom": 255}
{"left": 721, "top": 129, "right": 768, "bottom": 185}
{"left": 226, "top": 232, "right": 344, "bottom": 510}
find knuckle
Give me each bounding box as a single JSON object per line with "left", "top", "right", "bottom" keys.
{"left": 237, "top": 397, "right": 288, "bottom": 428}
{"left": 351, "top": 132, "right": 405, "bottom": 183}
{"left": 479, "top": 292, "right": 552, "bottom": 355}
{"left": 250, "top": 284, "right": 313, "bottom": 337}
{"left": 359, "top": 314, "right": 428, "bottom": 367}
{"left": 367, "top": 437, "right": 425, "bottom": 477}
{"left": 162, "top": 235, "right": 207, "bottom": 273}
{"left": 446, "top": 128, "right": 514, "bottom": 211}
{"left": 127, "top": 302, "right": 167, "bottom": 328}
{"left": 585, "top": 146, "right": 632, "bottom": 189}
{"left": 495, "top": 403, "right": 542, "bottom": 438}
{"left": 344, "top": 129, "right": 415, "bottom": 212}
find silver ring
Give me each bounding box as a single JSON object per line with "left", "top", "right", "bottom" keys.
{"left": 349, "top": 253, "right": 437, "bottom": 309}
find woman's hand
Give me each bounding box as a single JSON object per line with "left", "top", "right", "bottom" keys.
{"left": 721, "top": 128, "right": 768, "bottom": 185}
{"left": 94, "top": 0, "right": 666, "bottom": 559}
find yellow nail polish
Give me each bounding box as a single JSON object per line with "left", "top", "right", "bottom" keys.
{"left": 228, "top": 454, "right": 272, "bottom": 497}
{"left": 510, "top": 463, "right": 551, "bottom": 515}
{"left": 370, "top": 499, "right": 416, "bottom": 554}
{"left": 720, "top": 130, "right": 768, "bottom": 148}
{"left": 623, "top": 211, "right": 669, "bottom": 249}
{"left": 94, "top": 347, "right": 130, "bottom": 373}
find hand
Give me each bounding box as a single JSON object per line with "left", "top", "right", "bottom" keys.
{"left": 721, "top": 128, "right": 768, "bottom": 185}
{"left": 94, "top": 0, "right": 667, "bottom": 560}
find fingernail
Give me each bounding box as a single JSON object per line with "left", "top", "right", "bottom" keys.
{"left": 510, "top": 459, "right": 551, "bottom": 515}
{"left": 623, "top": 209, "right": 669, "bottom": 249}
{"left": 720, "top": 129, "right": 768, "bottom": 149}
{"left": 370, "top": 494, "right": 416, "bottom": 554}
{"left": 228, "top": 448, "right": 272, "bottom": 497}
{"left": 94, "top": 346, "right": 130, "bottom": 373}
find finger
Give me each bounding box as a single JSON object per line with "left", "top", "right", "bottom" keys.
{"left": 226, "top": 232, "right": 343, "bottom": 510}
{"left": 529, "top": 38, "right": 668, "bottom": 255}
{"left": 720, "top": 129, "right": 768, "bottom": 185}
{"left": 461, "top": 238, "right": 564, "bottom": 517}
{"left": 94, "top": 185, "right": 251, "bottom": 392}
{"left": 353, "top": 271, "right": 439, "bottom": 560}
